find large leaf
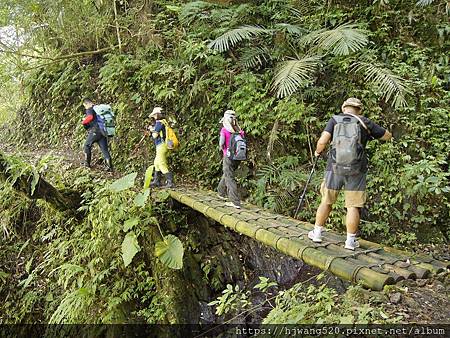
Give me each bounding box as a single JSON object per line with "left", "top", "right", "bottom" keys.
{"left": 179, "top": 1, "right": 215, "bottom": 25}
{"left": 208, "top": 25, "right": 269, "bottom": 52}
{"left": 123, "top": 217, "right": 139, "bottom": 232}
{"left": 109, "top": 172, "right": 137, "bottom": 192}
{"left": 134, "top": 188, "right": 150, "bottom": 207}
{"left": 121, "top": 231, "right": 141, "bottom": 267}
{"left": 143, "top": 166, "right": 154, "bottom": 189}
{"left": 156, "top": 190, "right": 170, "bottom": 201}
{"left": 351, "top": 61, "right": 411, "bottom": 108}
{"left": 30, "top": 169, "right": 39, "bottom": 196}
{"left": 155, "top": 235, "right": 184, "bottom": 270}
{"left": 272, "top": 56, "right": 322, "bottom": 98}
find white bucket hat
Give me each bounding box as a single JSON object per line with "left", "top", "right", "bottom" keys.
{"left": 149, "top": 106, "right": 163, "bottom": 118}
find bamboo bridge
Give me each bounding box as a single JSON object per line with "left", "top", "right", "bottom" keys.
{"left": 168, "top": 188, "right": 449, "bottom": 291}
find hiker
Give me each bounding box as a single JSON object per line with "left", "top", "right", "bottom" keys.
{"left": 82, "top": 98, "right": 113, "bottom": 171}
{"left": 308, "top": 98, "right": 392, "bottom": 250}
{"left": 148, "top": 107, "right": 174, "bottom": 188}
{"left": 217, "top": 110, "right": 246, "bottom": 209}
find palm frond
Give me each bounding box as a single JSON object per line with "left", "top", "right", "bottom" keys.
{"left": 416, "top": 0, "right": 436, "bottom": 6}
{"left": 272, "top": 56, "right": 322, "bottom": 98}
{"left": 301, "top": 23, "right": 368, "bottom": 56}
{"left": 274, "top": 23, "right": 308, "bottom": 36}
{"left": 239, "top": 46, "right": 272, "bottom": 68}
{"left": 208, "top": 25, "right": 270, "bottom": 52}
{"left": 351, "top": 61, "right": 411, "bottom": 108}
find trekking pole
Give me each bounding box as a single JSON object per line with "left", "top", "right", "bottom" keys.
{"left": 293, "top": 157, "right": 319, "bottom": 219}
{"left": 131, "top": 133, "right": 147, "bottom": 156}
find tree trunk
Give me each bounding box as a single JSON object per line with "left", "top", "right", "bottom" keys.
{"left": 0, "top": 152, "right": 81, "bottom": 214}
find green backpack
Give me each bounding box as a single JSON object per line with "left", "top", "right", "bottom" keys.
{"left": 93, "top": 104, "right": 116, "bottom": 137}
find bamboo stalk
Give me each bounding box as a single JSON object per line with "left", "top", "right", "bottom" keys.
{"left": 168, "top": 189, "right": 445, "bottom": 290}
{"left": 359, "top": 239, "right": 450, "bottom": 269}
{"left": 344, "top": 257, "right": 405, "bottom": 283}
{"left": 171, "top": 191, "right": 393, "bottom": 290}
{"left": 275, "top": 217, "right": 438, "bottom": 277}
{"left": 262, "top": 221, "right": 411, "bottom": 281}
{"left": 249, "top": 222, "right": 394, "bottom": 290}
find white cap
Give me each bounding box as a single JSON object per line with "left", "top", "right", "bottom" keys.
{"left": 149, "top": 107, "right": 163, "bottom": 118}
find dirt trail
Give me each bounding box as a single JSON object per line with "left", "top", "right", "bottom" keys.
{"left": 0, "top": 142, "right": 118, "bottom": 175}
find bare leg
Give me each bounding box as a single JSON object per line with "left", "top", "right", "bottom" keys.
{"left": 315, "top": 202, "right": 332, "bottom": 226}
{"left": 345, "top": 207, "right": 360, "bottom": 234}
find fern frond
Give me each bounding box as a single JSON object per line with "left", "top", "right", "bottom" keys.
{"left": 274, "top": 190, "right": 296, "bottom": 213}
{"left": 301, "top": 23, "right": 368, "bottom": 56}
{"left": 50, "top": 288, "right": 93, "bottom": 323}
{"left": 351, "top": 61, "right": 411, "bottom": 108}
{"left": 179, "top": 1, "right": 215, "bottom": 25}
{"left": 272, "top": 56, "right": 322, "bottom": 98}
{"left": 208, "top": 25, "right": 270, "bottom": 52}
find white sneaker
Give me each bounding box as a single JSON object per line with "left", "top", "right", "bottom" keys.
{"left": 225, "top": 201, "right": 241, "bottom": 209}
{"left": 344, "top": 239, "right": 360, "bottom": 250}
{"left": 308, "top": 230, "right": 322, "bottom": 243}
{"left": 217, "top": 194, "right": 227, "bottom": 200}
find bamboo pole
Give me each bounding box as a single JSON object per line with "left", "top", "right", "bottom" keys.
{"left": 274, "top": 217, "right": 439, "bottom": 276}
{"left": 170, "top": 190, "right": 393, "bottom": 290}
{"left": 256, "top": 220, "right": 408, "bottom": 282}
{"left": 187, "top": 190, "right": 445, "bottom": 278}
{"left": 168, "top": 189, "right": 446, "bottom": 289}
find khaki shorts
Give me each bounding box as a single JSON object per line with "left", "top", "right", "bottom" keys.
{"left": 320, "top": 171, "right": 367, "bottom": 208}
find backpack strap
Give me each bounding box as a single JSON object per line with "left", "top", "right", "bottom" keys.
{"left": 159, "top": 119, "right": 168, "bottom": 140}
{"left": 343, "top": 112, "right": 371, "bottom": 135}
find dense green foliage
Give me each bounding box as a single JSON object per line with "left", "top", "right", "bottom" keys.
{"left": 0, "top": 155, "right": 177, "bottom": 323}
{"left": 2, "top": 0, "right": 448, "bottom": 244}
{"left": 0, "top": 0, "right": 449, "bottom": 325}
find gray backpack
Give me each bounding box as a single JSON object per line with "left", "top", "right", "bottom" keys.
{"left": 227, "top": 133, "right": 247, "bottom": 161}
{"left": 331, "top": 114, "right": 368, "bottom": 175}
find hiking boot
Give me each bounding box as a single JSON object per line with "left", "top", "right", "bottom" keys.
{"left": 150, "top": 171, "right": 162, "bottom": 188}
{"left": 105, "top": 159, "right": 114, "bottom": 172}
{"left": 83, "top": 153, "right": 91, "bottom": 168}
{"left": 344, "top": 239, "right": 360, "bottom": 251}
{"left": 225, "top": 201, "right": 241, "bottom": 209}
{"left": 308, "top": 230, "right": 322, "bottom": 243}
{"left": 163, "top": 172, "right": 174, "bottom": 188}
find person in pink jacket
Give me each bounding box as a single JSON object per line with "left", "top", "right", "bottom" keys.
{"left": 217, "top": 110, "right": 245, "bottom": 209}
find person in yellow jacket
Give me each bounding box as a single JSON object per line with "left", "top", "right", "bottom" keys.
{"left": 148, "top": 107, "right": 174, "bottom": 188}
